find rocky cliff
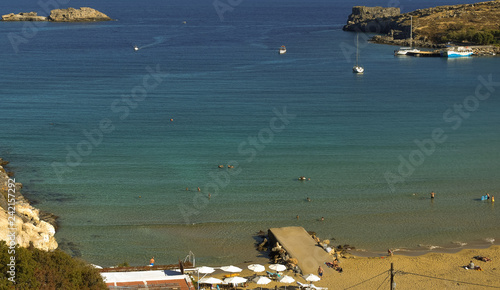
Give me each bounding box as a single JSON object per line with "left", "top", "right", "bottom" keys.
{"left": 2, "top": 7, "right": 112, "bottom": 22}
{"left": 0, "top": 158, "right": 58, "bottom": 251}
{"left": 344, "top": 0, "right": 500, "bottom": 46}
{"left": 344, "top": 6, "right": 401, "bottom": 33}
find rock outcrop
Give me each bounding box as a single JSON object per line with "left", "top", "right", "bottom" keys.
{"left": 0, "top": 158, "right": 58, "bottom": 251}
{"left": 1, "top": 12, "right": 48, "bottom": 21}
{"left": 344, "top": 0, "right": 500, "bottom": 46}
{"left": 344, "top": 6, "right": 401, "bottom": 33}
{"left": 1, "top": 7, "right": 112, "bottom": 22}
{"left": 49, "top": 7, "right": 112, "bottom": 22}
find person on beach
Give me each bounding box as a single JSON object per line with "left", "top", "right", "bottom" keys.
{"left": 318, "top": 266, "right": 323, "bottom": 277}
{"left": 430, "top": 192, "right": 435, "bottom": 199}
{"left": 150, "top": 257, "right": 155, "bottom": 266}
{"left": 388, "top": 249, "right": 393, "bottom": 256}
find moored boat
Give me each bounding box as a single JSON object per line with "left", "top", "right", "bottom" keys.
{"left": 441, "top": 47, "right": 473, "bottom": 57}
{"left": 352, "top": 33, "right": 364, "bottom": 74}
{"left": 394, "top": 47, "right": 421, "bottom": 55}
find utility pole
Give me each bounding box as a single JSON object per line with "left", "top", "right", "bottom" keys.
{"left": 390, "top": 263, "right": 395, "bottom": 290}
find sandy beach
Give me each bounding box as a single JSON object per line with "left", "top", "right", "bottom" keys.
{"left": 202, "top": 246, "right": 500, "bottom": 290}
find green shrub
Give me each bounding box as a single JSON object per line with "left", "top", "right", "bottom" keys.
{"left": 0, "top": 241, "right": 106, "bottom": 289}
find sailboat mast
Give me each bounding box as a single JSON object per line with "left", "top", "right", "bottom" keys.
{"left": 410, "top": 16, "right": 413, "bottom": 48}
{"left": 356, "top": 33, "right": 359, "bottom": 65}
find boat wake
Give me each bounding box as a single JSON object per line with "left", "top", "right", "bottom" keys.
{"left": 133, "top": 36, "right": 167, "bottom": 51}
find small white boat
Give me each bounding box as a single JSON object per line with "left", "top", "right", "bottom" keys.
{"left": 352, "top": 65, "right": 364, "bottom": 73}
{"left": 279, "top": 45, "right": 286, "bottom": 54}
{"left": 441, "top": 47, "right": 473, "bottom": 57}
{"left": 394, "top": 47, "right": 421, "bottom": 55}
{"left": 133, "top": 45, "right": 139, "bottom": 51}
{"left": 352, "top": 34, "right": 364, "bottom": 74}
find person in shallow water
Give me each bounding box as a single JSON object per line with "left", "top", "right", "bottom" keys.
{"left": 150, "top": 257, "right": 155, "bottom": 266}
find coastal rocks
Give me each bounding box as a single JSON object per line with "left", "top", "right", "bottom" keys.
{"left": 1, "top": 12, "right": 48, "bottom": 21}
{"left": 49, "top": 7, "right": 112, "bottom": 22}
{"left": 344, "top": 1, "right": 500, "bottom": 47}
{"left": 0, "top": 161, "right": 58, "bottom": 252}
{"left": 343, "top": 6, "right": 401, "bottom": 33}
{"left": 1, "top": 7, "right": 112, "bottom": 22}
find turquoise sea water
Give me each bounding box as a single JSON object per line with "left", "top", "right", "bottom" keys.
{"left": 1, "top": 0, "right": 499, "bottom": 266}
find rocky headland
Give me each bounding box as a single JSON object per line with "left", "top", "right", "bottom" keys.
{"left": 2, "top": 7, "right": 112, "bottom": 22}
{"left": 0, "top": 158, "right": 58, "bottom": 251}
{"left": 344, "top": 0, "right": 500, "bottom": 52}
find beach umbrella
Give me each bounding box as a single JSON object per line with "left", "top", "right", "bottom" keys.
{"left": 253, "top": 276, "right": 272, "bottom": 290}
{"left": 196, "top": 266, "right": 216, "bottom": 290}
{"left": 220, "top": 265, "right": 242, "bottom": 273}
{"left": 269, "top": 264, "right": 287, "bottom": 272}
{"left": 303, "top": 273, "right": 321, "bottom": 282}
{"left": 279, "top": 275, "right": 295, "bottom": 290}
{"left": 199, "top": 277, "right": 223, "bottom": 284}
{"left": 248, "top": 264, "right": 266, "bottom": 273}
{"left": 197, "top": 266, "right": 215, "bottom": 274}
{"left": 224, "top": 276, "right": 247, "bottom": 286}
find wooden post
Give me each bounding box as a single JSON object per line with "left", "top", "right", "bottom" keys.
{"left": 390, "top": 263, "right": 395, "bottom": 290}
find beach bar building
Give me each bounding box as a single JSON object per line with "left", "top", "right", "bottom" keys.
{"left": 100, "top": 269, "right": 195, "bottom": 289}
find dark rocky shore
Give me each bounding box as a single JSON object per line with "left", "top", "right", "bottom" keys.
{"left": 2, "top": 7, "right": 112, "bottom": 22}
{"left": 343, "top": 1, "right": 500, "bottom": 55}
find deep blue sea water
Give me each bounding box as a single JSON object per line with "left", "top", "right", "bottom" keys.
{"left": 1, "top": 0, "right": 499, "bottom": 266}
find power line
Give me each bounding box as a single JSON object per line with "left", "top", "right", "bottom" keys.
{"left": 375, "top": 272, "right": 390, "bottom": 290}
{"left": 400, "top": 271, "right": 500, "bottom": 289}
{"left": 344, "top": 270, "right": 389, "bottom": 290}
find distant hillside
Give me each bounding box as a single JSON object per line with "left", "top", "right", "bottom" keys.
{"left": 344, "top": 0, "right": 500, "bottom": 47}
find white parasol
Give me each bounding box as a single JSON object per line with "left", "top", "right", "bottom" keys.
{"left": 247, "top": 264, "right": 266, "bottom": 273}
{"left": 253, "top": 276, "right": 272, "bottom": 290}
{"left": 224, "top": 276, "right": 247, "bottom": 286}
{"left": 197, "top": 266, "right": 215, "bottom": 274}
{"left": 303, "top": 273, "right": 321, "bottom": 282}
{"left": 269, "top": 264, "right": 287, "bottom": 272}
{"left": 279, "top": 275, "right": 295, "bottom": 290}
{"left": 220, "top": 265, "right": 242, "bottom": 273}
{"left": 199, "top": 277, "right": 223, "bottom": 284}
{"left": 196, "top": 266, "right": 216, "bottom": 290}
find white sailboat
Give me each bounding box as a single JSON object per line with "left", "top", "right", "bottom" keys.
{"left": 394, "top": 16, "right": 420, "bottom": 55}
{"left": 352, "top": 33, "right": 364, "bottom": 74}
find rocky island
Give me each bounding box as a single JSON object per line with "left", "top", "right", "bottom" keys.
{"left": 2, "top": 7, "right": 112, "bottom": 22}
{"left": 344, "top": 0, "right": 500, "bottom": 53}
